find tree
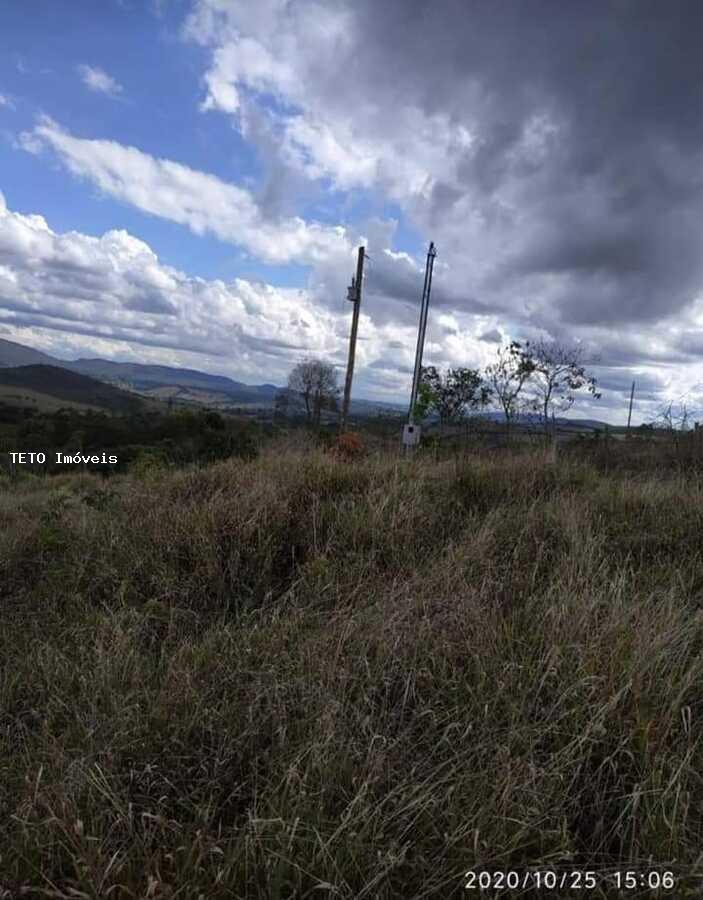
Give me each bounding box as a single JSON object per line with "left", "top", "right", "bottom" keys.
{"left": 420, "top": 365, "right": 491, "bottom": 435}
{"left": 644, "top": 398, "right": 702, "bottom": 456}
{"left": 484, "top": 341, "right": 535, "bottom": 438}
{"left": 521, "top": 338, "right": 600, "bottom": 428}
{"left": 653, "top": 401, "right": 693, "bottom": 432}
{"left": 287, "top": 358, "right": 340, "bottom": 427}
{"left": 412, "top": 379, "right": 435, "bottom": 422}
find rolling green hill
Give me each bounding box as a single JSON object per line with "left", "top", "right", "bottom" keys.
{"left": 68, "top": 358, "right": 278, "bottom": 401}
{"left": 0, "top": 365, "right": 145, "bottom": 413}
{"left": 0, "top": 338, "right": 279, "bottom": 405}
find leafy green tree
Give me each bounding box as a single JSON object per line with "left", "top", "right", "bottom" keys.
{"left": 420, "top": 366, "right": 491, "bottom": 435}
{"left": 484, "top": 341, "right": 535, "bottom": 438}
{"left": 412, "top": 380, "right": 435, "bottom": 422}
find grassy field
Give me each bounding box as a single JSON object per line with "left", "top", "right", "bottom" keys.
{"left": 0, "top": 386, "right": 102, "bottom": 414}
{"left": 2, "top": 443, "right": 703, "bottom": 896}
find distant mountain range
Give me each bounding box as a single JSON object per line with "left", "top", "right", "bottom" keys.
{"left": 476, "top": 411, "right": 610, "bottom": 430}
{"left": 68, "top": 358, "right": 280, "bottom": 403}
{"left": 0, "top": 337, "right": 405, "bottom": 416}
{"left": 0, "top": 338, "right": 280, "bottom": 404}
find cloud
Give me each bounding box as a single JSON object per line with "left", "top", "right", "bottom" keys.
{"left": 2, "top": 190, "right": 701, "bottom": 418}
{"left": 21, "top": 116, "right": 353, "bottom": 267}
{"left": 15, "top": 0, "right": 703, "bottom": 419}
{"left": 0, "top": 93, "right": 14, "bottom": 109}
{"left": 77, "top": 64, "right": 124, "bottom": 97}
{"left": 0, "top": 193, "right": 537, "bottom": 402}
{"left": 0, "top": 194, "right": 342, "bottom": 376}
{"left": 0, "top": 193, "right": 423, "bottom": 396}
{"left": 184, "top": 0, "right": 703, "bottom": 340}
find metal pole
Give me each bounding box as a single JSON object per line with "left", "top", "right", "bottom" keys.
{"left": 626, "top": 380, "right": 635, "bottom": 434}
{"left": 408, "top": 241, "right": 437, "bottom": 422}
{"left": 340, "top": 246, "right": 365, "bottom": 432}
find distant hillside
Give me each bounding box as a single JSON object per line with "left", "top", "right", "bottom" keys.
{"left": 0, "top": 338, "right": 58, "bottom": 368}
{"left": 0, "top": 338, "right": 279, "bottom": 404}
{"left": 0, "top": 365, "right": 144, "bottom": 413}
{"left": 477, "top": 411, "right": 610, "bottom": 431}
{"left": 68, "top": 359, "right": 278, "bottom": 403}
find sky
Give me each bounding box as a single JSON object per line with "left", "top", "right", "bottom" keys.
{"left": 1, "top": 0, "right": 703, "bottom": 423}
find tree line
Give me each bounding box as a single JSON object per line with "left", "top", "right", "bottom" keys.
{"left": 0, "top": 406, "right": 261, "bottom": 473}
{"left": 279, "top": 338, "right": 600, "bottom": 433}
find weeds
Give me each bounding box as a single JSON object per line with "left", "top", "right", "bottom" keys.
{"left": 2, "top": 448, "right": 703, "bottom": 896}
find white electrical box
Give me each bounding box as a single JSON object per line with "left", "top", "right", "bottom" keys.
{"left": 402, "top": 423, "right": 421, "bottom": 447}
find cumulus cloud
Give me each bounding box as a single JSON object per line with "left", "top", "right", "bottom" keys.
{"left": 77, "top": 64, "right": 123, "bottom": 97}
{"left": 185, "top": 2, "right": 457, "bottom": 199}
{"left": 0, "top": 194, "right": 325, "bottom": 346}
{"left": 12, "top": 0, "right": 703, "bottom": 419}
{"left": 0, "top": 193, "right": 537, "bottom": 401}
{"left": 21, "top": 116, "right": 353, "bottom": 268}
{"left": 0, "top": 194, "right": 408, "bottom": 394}
{"left": 184, "top": 0, "right": 703, "bottom": 342}
{"left": 2, "top": 189, "right": 702, "bottom": 418}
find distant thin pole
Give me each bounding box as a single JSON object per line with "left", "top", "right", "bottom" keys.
{"left": 626, "top": 380, "right": 635, "bottom": 434}
{"left": 340, "top": 246, "right": 365, "bottom": 432}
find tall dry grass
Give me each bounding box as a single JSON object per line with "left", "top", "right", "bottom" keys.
{"left": 2, "top": 447, "right": 703, "bottom": 896}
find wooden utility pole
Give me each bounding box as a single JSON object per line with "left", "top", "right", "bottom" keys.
{"left": 340, "top": 246, "right": 365, "bottom": 432}
{"left": 626, "top": 380, "right": 635, "bottom": 434}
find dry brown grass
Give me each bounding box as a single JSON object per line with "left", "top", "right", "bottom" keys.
{"left": 2, "top": 447, "right": 703, "bottom": 896}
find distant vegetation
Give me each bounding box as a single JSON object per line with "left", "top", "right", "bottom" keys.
{"left": 278, "top": 357, "right": 341, "bottom": 426}
{"left": 0, "top": 364, "right": 144, "bottom": 414}
{"left": 0, "top": 402, "right": 262, "bottom": 473}
{"left": 275, "top": 339, "right": 602, "bottom": 440}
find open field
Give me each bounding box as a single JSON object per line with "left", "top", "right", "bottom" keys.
{"left": 2, "top": 444, "right": 703, "bottom": 896}
{"left": 0, "top": 385, "right": 101, "bottom": 414}
{"left": 0, "top": 367, "right": 153, "bottom": 416}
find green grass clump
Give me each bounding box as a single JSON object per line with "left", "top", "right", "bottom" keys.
{"left": 2, "top": 448, "right": 703, "bottom": 896}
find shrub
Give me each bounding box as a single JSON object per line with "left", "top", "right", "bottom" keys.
{"left": 329, "top": 431, "right": 366, "bottom": 460}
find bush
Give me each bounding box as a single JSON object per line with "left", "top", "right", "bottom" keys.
{"left": 329, "top": 431, "right": 366, "bottom": 460}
